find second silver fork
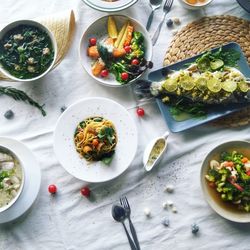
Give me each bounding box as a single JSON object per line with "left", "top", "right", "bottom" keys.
{"left": 152, "top": 0, "right": 174, "bottom": 46}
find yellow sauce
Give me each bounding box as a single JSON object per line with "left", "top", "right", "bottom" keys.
{"left": 147, "top": 139, "right": 165, "bottom": 166}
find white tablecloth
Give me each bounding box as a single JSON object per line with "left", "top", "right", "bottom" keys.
{"left": 0, "top": 1, "right": 250, "bottom": 249}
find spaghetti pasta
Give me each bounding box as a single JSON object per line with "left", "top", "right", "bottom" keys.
{"left": 74, "top": 116, "right": 117, "bottom": 163}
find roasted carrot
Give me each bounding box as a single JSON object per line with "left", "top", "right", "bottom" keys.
{"left": 87, "top": 46, "right": 100, "bottom": 59}
{"left": 112, "top": 48, "right": 126, "bottom": 58}
{"left": 224, "top": 161, "right": 234, "bottom": 167}
{"left": 91, "top": 58, "right": 105, "bottom": 76}
{"left": 242, "top": 157, "right": 249, "bottom": 163}
{"left": 123, "top": 25, "right": 134, "bottom": 47}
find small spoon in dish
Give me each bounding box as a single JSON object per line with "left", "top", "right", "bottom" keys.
{"left": 143, "top": 131, "right": 169, "bottom": 171}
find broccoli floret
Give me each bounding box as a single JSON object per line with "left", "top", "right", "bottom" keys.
{"left": 132, "top": 31, "right": 144, "bottom": 44}
{"left": 125, "top": 31, "right": 145, "bottom": 60}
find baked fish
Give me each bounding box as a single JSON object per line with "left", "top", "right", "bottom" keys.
{"left": 136, "top": 65, "right": 250, "bottom": 105}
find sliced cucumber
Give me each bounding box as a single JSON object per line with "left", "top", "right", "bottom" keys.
{"left": 210, "top": 59, "right": 224, "bottom": 71}
{"left": 207, "top": 78, "right": 222, "bottom": 93}
{"left": 180, "top": 75, "right": 195, "bottom": 90}
{"left": 222, "top": 80, "right": 237, "bottom": 92}
{"left": 195, "top": 77, "right": 207, "bottom": 92}
{"left": 238, "top": 80, "right": 249, "bottom": 93}
{"left": 163, "top": 78, "right": 178, "bottom": 92}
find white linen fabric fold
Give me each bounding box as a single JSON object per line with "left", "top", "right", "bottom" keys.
{"left": 0, "top": 0, "right": 250, "bottom": 249}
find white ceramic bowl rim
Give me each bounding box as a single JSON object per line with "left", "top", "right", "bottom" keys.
{"left": 82, "top": 0, "right": 138, "bottom": 12}
{"left": 0, "top": 145, "right": 25, "bottom": 213}
{"left": 181, "top": 0, "right": 213, "bottom": 7}
{"left": 0, "top": 19, "right": 57, "bottom": 82}
{"left": 79, "top": 14, "right": 152, "bottom": 87}
{"left": 200, "top": 140, "right": 250, "bottom": 223}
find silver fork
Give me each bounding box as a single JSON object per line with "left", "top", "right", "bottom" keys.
{"left": 151, "top": 0, "right": 174, "bottom": 46}
{"left": 120, "top": 196, "right": 140, "bottom": 250}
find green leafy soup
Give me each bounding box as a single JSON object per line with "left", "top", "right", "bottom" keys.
{"left": 0, "top": 24, "right": 54, "bottom": 79}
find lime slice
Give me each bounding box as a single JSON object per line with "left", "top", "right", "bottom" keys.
{"left": 195, "top": 77, "right": 207, "bottom": 92}
{"left": 207, "top": 78, "right": 222, "bottom": 93}
{"left": 163, "top": 78, "right": 178, "bottom": 92}
{"left": 222, "top": 80, "right": 237, "bottom": 92}
{"left": 210, "top": 59, "right": 224, "bottom": 71}
{"left": 238, "top": 80, "right": 249, "bottom": 93}
{"left": 180, "top": 75, "right": 195, "bottom": 90}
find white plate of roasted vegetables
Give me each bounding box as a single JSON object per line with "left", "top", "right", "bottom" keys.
{"left": 79, "top": 15, "right": 152, "bottom": 87}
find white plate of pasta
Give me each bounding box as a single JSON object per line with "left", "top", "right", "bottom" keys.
{"left": 53, "top": 97, "right": 138, "bottom": 183}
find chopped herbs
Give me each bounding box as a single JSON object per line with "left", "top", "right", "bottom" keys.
{"left": 0, "top": 24, "right": 54, "bottom": 79}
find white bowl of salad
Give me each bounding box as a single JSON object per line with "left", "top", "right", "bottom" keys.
{"left": 79, "top": 15, "right": 153, "bottom": 87}
{"left": 0, "top": 20, "right": 57, "bottom": 82}
{"left": 0, "top": 145, "right": 25, "bottom": 213}
{"left": 201, "top": 140, "right": 250, "bottom": 223}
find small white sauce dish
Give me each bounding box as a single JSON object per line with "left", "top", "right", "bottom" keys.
{"left": 143, "top": 131, "right": 169, "bottom": 172}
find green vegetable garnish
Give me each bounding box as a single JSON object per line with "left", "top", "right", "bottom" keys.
{"left": 0, "top": 86, "right": 46, "bottom": 116}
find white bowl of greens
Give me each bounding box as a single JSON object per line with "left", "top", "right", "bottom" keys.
{"left": 201, "top": 140, "right": 250, "bottom": 223}
{"left": 0, "top": 20, "right": 57, "bottom": 82}
{"left": 0, "top": 145, "right": 25, "bottom": 213}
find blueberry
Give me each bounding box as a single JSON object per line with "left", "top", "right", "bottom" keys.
{"left": 191, "top": 223, "right": 199, "bottom": 234}
{"left": 166, "top": 19, "right": 173, "bottom": 28}
{"left": 4, "top": 110, "right": 14, "bottom": 119}
{"left": 162, "top": 217, "right": 170, "bottom": 227}
{"left": 60, "top": 106, "right": 67, "bottom": 113}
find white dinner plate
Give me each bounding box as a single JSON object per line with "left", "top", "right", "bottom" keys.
{"left": 82, "top": 0, "right": 138, "bottom": 12}
{"left": 53, "top": 97, "right": 138, "bottom": 183}
{"left": 0, "top": 137, "right": 41, "bottom": 224}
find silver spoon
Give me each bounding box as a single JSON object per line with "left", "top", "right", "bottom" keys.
{"left": 146, "top": 0, "right": 163, "bottom": 30}
{"left": 112, "top": 205, "right": 137, "bottom": 250}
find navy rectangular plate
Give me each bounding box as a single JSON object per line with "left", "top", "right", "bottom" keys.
{"left": 148, "top": 42, "right": 250, "bottom": 133}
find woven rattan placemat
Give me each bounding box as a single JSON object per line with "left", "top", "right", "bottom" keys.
{"left": 163, "top": 15, "right": 250, "bottom": 128}
{"left": 0, "top": 10, "right": 75, "bottom": 81}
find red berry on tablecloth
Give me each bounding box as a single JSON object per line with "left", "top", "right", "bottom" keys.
{"left": 48, "top": 184, "right": 57, "bottom": 194}
{"left": 136, "top": 107, "right": 145, "bottom": 117}
{"left": 81, "top": 186, "right": 91, "bottom": 197}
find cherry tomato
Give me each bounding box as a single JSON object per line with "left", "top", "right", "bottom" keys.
{"left": 48, "top": 184, "right": 57, "bottom": 194}
{"left": 89, "top": 37, "right": 97, "bottom": 46}
{"left": 124, "top": 46, "right": 131, "bottom": 53}
{"left": 100, "top": 69, "right": 109, "bottom": 77}
{"left": 246, "top": 170, "right": 250, "bottom": 176}
{"left": 92, "top": 139, "right": 99, "bottom": 147}
{"left": 136, "top": 107, "right": 145, "bottom": 117}
{"left": 81, "top": 186, "right": 91, "bottom": 197}
{"left": 121, "top": 72, "right": 129, "bottom": 81}
{"left": 131, "top": 59, "right": 140, "bottom": 65}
